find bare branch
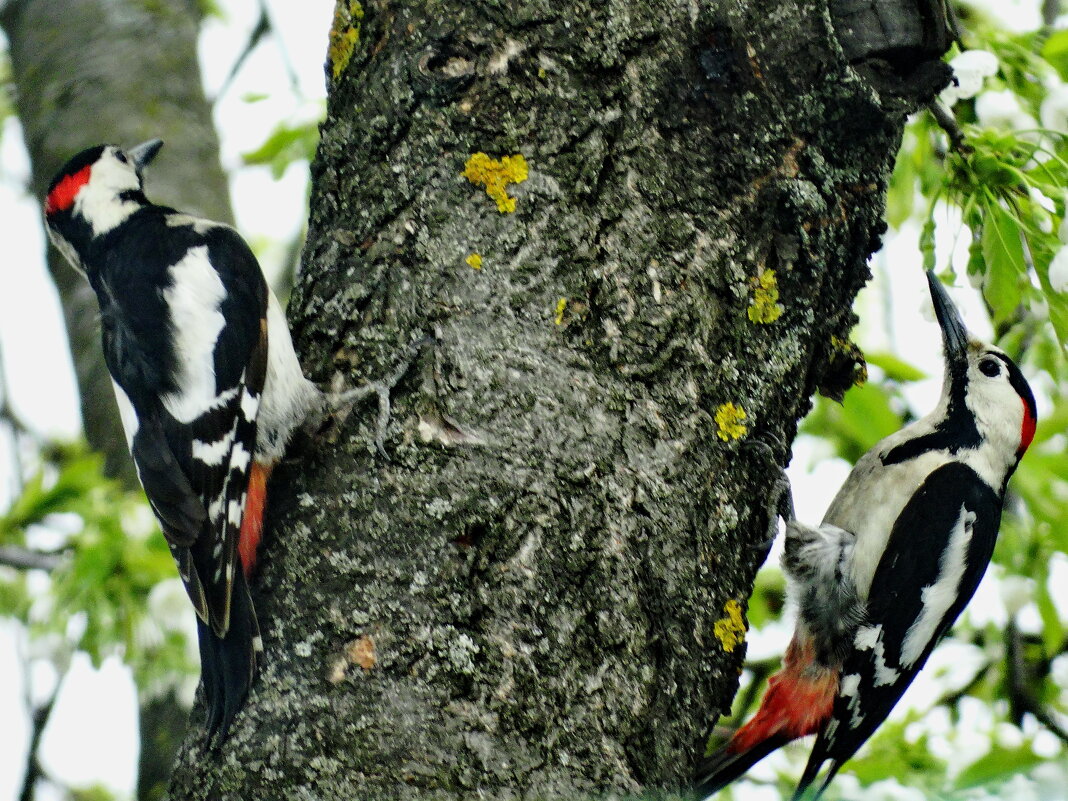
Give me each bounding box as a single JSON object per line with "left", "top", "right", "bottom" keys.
{"left": 0, "top": 546, "right": 64, "bottom": 572}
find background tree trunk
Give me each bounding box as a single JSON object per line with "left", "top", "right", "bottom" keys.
{"left": 168, "top": 0, "right": 937, "bottom": 797}
{"left": 1, "top": 1, "right": 233, "bottom": 796}
{"left": 1, "top": 0, "right": 232, "bottom": 486}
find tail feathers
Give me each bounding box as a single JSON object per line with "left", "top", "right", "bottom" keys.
{"left": 694, "top": 734, "right": 791, "bottom": 798}
{"left": 197, "top": 570, "right": 261, "bottom": 744}
{"left": 791, "top": 755, "right": 840, "bottom": 801}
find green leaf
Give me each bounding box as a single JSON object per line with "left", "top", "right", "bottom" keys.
{"left": 981, "top": 202, "right": 1028, "bottom": 321}
{"left": 1041, "top": 29, "right": 1068, "bottom": 82}
{"left": 920, "top": 212, "right": 937, "bottom": 272}
{"left": 1035, "top": 582, "right": 1065, "bottom": 655}
{"left": 801, "top": 384, "right": 905, "bottom": 464}
{"left": 745, "top": 569, "right": 785, "bottom": 629}
{"left": 242, "top": 117, "right": 322, "bottom": 179}
{"left": 864, "top": 352, "right": 927, "bottom": 383}
{"left": 955, "top": 743, "right": 1044, "bottom": 790}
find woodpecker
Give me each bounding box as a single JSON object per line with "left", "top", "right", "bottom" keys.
{"left": 43, "top": 140, "right": 324, "bottom": 741}
{"left": 695, "top": 272, "right": 1037, "bottom": 799}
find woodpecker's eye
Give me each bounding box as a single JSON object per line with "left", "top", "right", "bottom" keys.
{"left": 979, "top": 358, "right": 1001, "bottom": 378}
{"left": 115, "top": 151, "right": 128, "bottom": 164}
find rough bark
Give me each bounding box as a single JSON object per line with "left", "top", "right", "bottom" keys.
{"left": 1, "top": 0, "right": 232, "bottom": 486}
{"left": 169, "top": 0, "right": 932, "bottom": 797}
{"left": 0, "top": 1, "right": 233, "bottom": 796}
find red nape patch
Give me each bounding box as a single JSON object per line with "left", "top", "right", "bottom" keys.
{"left": 44, "top": 165, "right": 92, "bottom": 216}
{"left": 238, "top": 462, "right": 273, "bottom": 578}
{"left": 1019, "top": 400, "right": 1036, "bottom": 456}
{"left": 728, "top": 636, "right": 838, "bottom": 754}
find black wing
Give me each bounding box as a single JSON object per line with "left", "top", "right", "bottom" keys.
{"left": 95, "top": 215, "right": 268, "bottom": 635}
{"left": 795, "top": 461, "right": 1003, "bottom": 798}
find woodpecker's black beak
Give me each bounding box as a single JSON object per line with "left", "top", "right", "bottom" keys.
{"left": 128, "top": 139, "right": 164, "bottom": 170}
{"left": 926, "top": 271, "right": 970, "bottom": 369}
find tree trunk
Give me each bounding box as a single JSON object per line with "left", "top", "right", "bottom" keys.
{"left": 169, "top": 0, "right": 937, "bottom": 797}
{"left": 1, "top": 1, "right": 233, "bottom": 796}
{"left": 1, "top": 0, "right": 232, "bottom": 486}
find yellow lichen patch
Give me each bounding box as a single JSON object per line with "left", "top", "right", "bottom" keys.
{"left": 713, "top": 600, "right": 747, "bottom": 653}
{"left": 466, "top": 253, "right": 483, "bottom": 270}
{"left": 714, "top": 402, "right": 748, "bottom": 441}
{"left": 554, "top": 297, "right": 567, "bottom": 325}
{"left": 747, "top": 269, "right": 784, "bottom": 324}
{"left": 463, "top": 152, "right": 529, "bottom": 213}
{"left": 328, "top": 0, "right": 364, "bottom": 80}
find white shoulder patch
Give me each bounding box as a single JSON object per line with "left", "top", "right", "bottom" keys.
{"left": 900, "top": 506, "right": 975, "bottom": 667}
{"left": 854, "top": 624, "right": 900, "bottom": 688}
{"left": 111, "top": 380, "right": 140, "bottom": 449}
{"left": 160, "top": 246, "right": 227, "bottom": 423}
{"left": 164, "top": 213, "right": 226, "bottom": 235}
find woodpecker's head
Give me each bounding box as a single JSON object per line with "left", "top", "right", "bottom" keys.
{"left": 43, "top": 140, "right": 163, "bottom": 261}
{"left": 927, "top": 271, "right": 1037, "bottom": 461}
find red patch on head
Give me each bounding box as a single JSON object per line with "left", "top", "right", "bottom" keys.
{"left": 44, "top": 164, "right": 92, "bottom": 216}
{"left": 1019, "top": 399, "right": 1036, "bottom": 456}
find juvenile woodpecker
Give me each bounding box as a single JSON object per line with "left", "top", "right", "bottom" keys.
{"left": 44, "top": 140, "right": 324, "bottom": 741}
{"left": 695, "top": 272, "right": 1037, "bottom": 799}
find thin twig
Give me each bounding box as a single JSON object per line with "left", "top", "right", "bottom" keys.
{"left": 927, "top": 100, "right": 969, "bottom": 152}
{"left": 18, "top": 670, "right": 64, "bottom": 801}
{"left": 1043, "top": 0, "right": 1060, "bottom": 29}
{"left": 0, "top": 546, "right": 64, "bottom": 572}
{"left": 1007, "top": 618, "right": 1068, "bottom": 746}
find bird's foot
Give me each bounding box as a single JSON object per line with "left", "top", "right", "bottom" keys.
{"left": 742, "top": 435, "right": 795, "bottom": 555}
{"left": 315, "top": 336, "right": 434, "bottom": 457}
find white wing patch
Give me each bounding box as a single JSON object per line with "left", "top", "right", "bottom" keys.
{"left": 854, "top": 624, "right": 900, "bottom": 690}
{"left": 160, "top": 246, "right": 227, "bottom": 423}
{"left": 240, "top": 386, "right": 260, "bottom": 420}
{"left": 901, "top": 506, "right": 975, "bottom": 667}
{"left": 192, "top": 428, "right": 237, "bottom": 466}
{"left": 164, "top": 213, "right": 225, "bottom": 235}
{"left": 110, "top": 380, "right": 140, "bottom": 448}
{"left": 230, "top": 442, "right": 251, "bottom": 473}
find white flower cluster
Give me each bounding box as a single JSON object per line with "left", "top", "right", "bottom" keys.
{"left": 941, "top": 50, "right": 999, "bottom": 106}
{"left": 1048, "top": 212, "right": 1068, "bottom": 292}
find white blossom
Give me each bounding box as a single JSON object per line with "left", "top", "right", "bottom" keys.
{"left": 941, "top": 49, "right": 999, "bottom": 106}
{"left": 1041, "top": 81, "right": 1068, "bottom": 132}
{"left": 999, "top": 576, "right": 1033, "bottom": 619}
{"left": 975, "top": 89, "right": 1038, "bottom": 131}
{"left": 1048, "top": 245, "right": 1068, "bottom": 292}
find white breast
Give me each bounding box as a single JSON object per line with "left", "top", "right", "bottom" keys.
{"left": 255, "top": 290, "right": 322, "bottom": 464}
{"left": 823, "top": 434, "right": 951, "bottom": 601}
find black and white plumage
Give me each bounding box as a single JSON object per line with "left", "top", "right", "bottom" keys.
{"left": 695, "top": 272, "right": 1036, "bottom": 800}
{"left": 44, "top": 140, "right": 323, "bottom": 740}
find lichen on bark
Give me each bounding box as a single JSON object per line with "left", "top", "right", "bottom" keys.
{"left": 168, "top": 0, "right": 933, "bottom": 797}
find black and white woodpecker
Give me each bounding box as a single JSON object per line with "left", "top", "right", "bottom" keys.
{"left": 696, "top": 272, "right": 1037, "bottom": 799}
{"left": 43, "top": 140, "right": 324, "bottom": 741}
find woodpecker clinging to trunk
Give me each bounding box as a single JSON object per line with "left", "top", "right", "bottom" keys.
{"left": 695, "top": 272, "right": 1037, "bottom": 800}
{"left": 43, "top": 140, "right": 325, "bottom": 742}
